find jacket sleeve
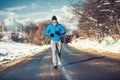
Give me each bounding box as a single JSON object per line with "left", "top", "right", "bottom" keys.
{"left": 60, "top": 25, "right": 66, "bottom": 35}
{"left": 44, "top": 25, "right": 50, "bottom": 36}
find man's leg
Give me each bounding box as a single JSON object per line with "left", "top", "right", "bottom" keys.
{"left": 58, "top": 40, "right": 62, "bottom": 54}
{"left": 51, "top": 40, "right": 57, "bottom": 66}
{"left": 57, "top": 41, "right": 62, "bottom": 65}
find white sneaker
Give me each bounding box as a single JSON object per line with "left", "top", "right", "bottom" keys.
{"left": 58, "top": 62, "right": 62, "bottom": 66}
{"left": 53, "top": 64, "right": 57, "bottom": 66}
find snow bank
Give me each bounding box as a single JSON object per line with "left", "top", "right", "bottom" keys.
{"left": 0, "top": 42, "right": 50, "bottom": 65}
{"left": 69, "top": 36, "right": 120, "bottom": 54}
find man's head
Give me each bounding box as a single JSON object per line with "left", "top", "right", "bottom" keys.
{"left": 52, "top": 15, "right": 57, "bottom": 20}
{"left": 52, "top": 15, "right": 57, "bottom": 26}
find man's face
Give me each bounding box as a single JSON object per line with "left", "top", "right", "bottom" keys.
{"left": 52, "top": 20, "right": 57, "bottom": 26}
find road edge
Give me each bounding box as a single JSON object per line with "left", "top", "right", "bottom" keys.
{"left": 0, "top": 48, "right": 50, "bottom": 75}
{"left": 68, "top": 44, "right": 120, "bottom": 60}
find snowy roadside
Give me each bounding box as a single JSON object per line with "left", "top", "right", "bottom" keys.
{"left": 0, "top": 42, "right": 51, "bottom": 66}
{"left": 68, "top": 36, "right": 120, "bottom": 55}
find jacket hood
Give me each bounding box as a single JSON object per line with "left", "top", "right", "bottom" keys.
{"left": 50, "top": 21, "right": 60, "bottom": 26}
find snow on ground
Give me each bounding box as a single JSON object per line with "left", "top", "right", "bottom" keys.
{"left": 0, "top": 42, "right": 51, "bottom": 65}
{"left": 68, "top": 36, "right": 120, "bottom": 54}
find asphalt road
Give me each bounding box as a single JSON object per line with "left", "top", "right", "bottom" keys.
{"left": 0, "top": 44, "right": 120, "bottom": 80}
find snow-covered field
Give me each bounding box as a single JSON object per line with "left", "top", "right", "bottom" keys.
{"left": 0, "top": 42, "right": 50, "bottom": 66}
{"left": 69, "top": 36, "right": 120, "bottom": 54}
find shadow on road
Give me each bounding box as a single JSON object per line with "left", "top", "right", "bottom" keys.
{"left": 63, "top": 56, "right": 105, "bottom": 67}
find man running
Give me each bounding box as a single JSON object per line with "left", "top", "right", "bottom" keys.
{"left": 44, "top": 15, "right": 66, "bottom": 69}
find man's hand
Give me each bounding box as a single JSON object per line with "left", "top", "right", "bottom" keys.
{"left": 55, "top": 31, "right": 60, "bottom": 35}
{"left": 50, "top": 33, "right": 54, "bottom": 37}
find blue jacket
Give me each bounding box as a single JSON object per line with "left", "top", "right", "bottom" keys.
{"left": 44, "top": 22, "right": 66, "bottom": 41}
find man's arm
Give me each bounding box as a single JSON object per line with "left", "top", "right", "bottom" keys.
{"left": 59, "top": 25, "right": 66, "bottom": 35}
{"left": 44, "top": 25, "right": 50, "bottom": 36}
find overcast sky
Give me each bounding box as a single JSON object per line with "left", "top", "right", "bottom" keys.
{"left": 0, "top": 0, "right": 85, "bottom": 20}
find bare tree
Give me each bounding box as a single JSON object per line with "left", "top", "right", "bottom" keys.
{"left": 71, "top": 0, "right": 120, "bottom": 40}
{"left": 0, "top": 21, "right": 5, "bottom": 39}
{"left": 24, "top": 20, "right": 51, "bottom": 45}
{"left": 0, "top": 21, "right": 5, "bottom": 32}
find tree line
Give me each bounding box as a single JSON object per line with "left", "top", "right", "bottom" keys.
{"left": 0, "top": 20, "right": 70, "bottom": 45}
{"left": 0, "top": 20, "right": 50, "bottom": 45}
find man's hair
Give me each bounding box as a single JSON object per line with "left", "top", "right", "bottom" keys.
{"left": 52, "top": 15, "right": 57, "bottom": 20}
